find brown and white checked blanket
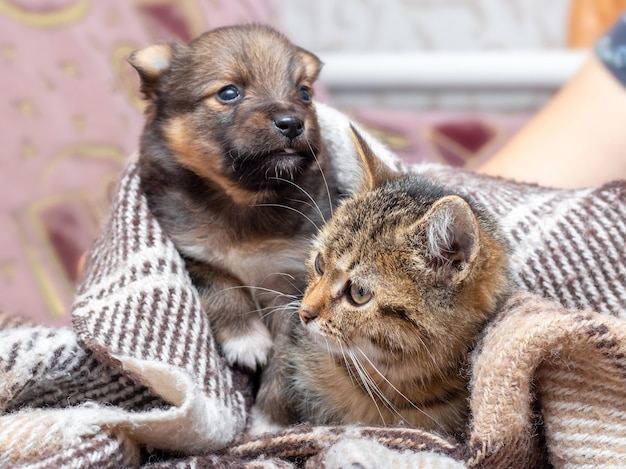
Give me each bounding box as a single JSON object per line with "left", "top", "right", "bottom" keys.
{"left": 2, "top": 104, "right": 626, "bottom": 468}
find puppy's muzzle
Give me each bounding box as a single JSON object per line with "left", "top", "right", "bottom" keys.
{"left": 273, "top": 114, "right": 304, "bottom": 140}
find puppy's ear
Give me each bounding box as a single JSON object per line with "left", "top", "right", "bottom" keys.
{"left": 298, "top": 48, "right": 323, "bottom": 81}
{"left": 350, "top": 124, "right": 400, "bottom": 191}
{"left": 128, "top": 43, "right": 175, "bottom": 101}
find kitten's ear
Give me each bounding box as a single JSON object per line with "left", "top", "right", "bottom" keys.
{"left": 128, "top": 43, "right": 177, "bottom": 101}
{"left": 423, "top": 195, "right": 480, "bottom": 284}
{"left": 350, "top": 124, "right": 400, "bottom": 191}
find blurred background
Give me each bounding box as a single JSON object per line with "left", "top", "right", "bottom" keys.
{"left": 0, "top": 0, "right": 622, "bottom": 325}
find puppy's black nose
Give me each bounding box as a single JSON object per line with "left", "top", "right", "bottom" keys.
{"left": 274, "top": 115, "right": 304, "bottom": 139}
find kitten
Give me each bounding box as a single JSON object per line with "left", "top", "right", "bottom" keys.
{"left": 128, "top": 25, "right": 337, "bottom": 370}
{"left": 255, "top": 127, "right": 513, "bottom": 434}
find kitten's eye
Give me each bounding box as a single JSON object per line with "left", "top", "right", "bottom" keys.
{"left": 216, "top": 85, "right": 242, "bottom": 103}
{"left": 298, "top": 85, "right": 311, "bottom": 103}
{"left": 314, "top": 252, "right": 325, "bottom": 275}
{"left": 348, "top": 282, "right": 372, "bottom": 306}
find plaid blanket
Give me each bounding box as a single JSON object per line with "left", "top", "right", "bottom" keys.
{"left": 2, "top": 104, "right": 626, "bottom": 468}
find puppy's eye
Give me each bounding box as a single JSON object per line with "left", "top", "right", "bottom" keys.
{"left": 347, "top": 282, "right": 372, "bottom": 306}
{"left": 314, "top": 252, "right": 325, "bottom": 275}
{"left": 298, "top": 86, "right": 311, "bottom": 103}
{"left": 217, "top": 85, "right": 242, "bottom": 103}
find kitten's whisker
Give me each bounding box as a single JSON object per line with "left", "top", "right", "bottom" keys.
{"left": 323, "top": 338, "right": 332, "bottom": 359}
{"left": 253, "top": 299, "right": 299, "bottom": 313}
{"left": 205, "top": 285, "right": 298, "bottom": 313}
{"left": 414, "top": 335, "right": 439, "bottom": 372}
{"left": 339, "top": 343, "right": 358, "bottom": 387}
{"left": 282, "top": 299, "right": 302, "bottom": 309}
{"left": 218, "top": 284, "right": 299, "bottom": 300}
{"left": 350, "top": 351, "right": 394, "bottom": 408}
{"left": 257, "top": 304, "right": 296, "bottom": 320}
{"left": 253, "top": 203, "right": 320, "bottom": 231}
{"left": 252, "top": 297, "right": 300, "bottom": 315}
{"left": 354, "top": 346, "right": 445, "bottom": 431}
{"left": 260, "top": 272, "right": 304, "bottom": 295}
{"left": 349, "top": 349, "right": 415, "bottom": 427}
{"left": 348, "top": 349, "right": 386, "bottom": 425}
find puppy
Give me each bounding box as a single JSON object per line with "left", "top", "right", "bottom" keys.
{"left": 128, "top": 24, "right": 338, "bottom": 370}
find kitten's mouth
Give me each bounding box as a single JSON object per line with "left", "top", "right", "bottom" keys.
{"left": 306, "top": 323, "right": 345, "bottom": 354}
{"left": 306, "top": 324, "right": 386, "bottom": 362}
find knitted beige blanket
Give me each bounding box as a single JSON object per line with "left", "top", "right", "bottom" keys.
{"left": 1, "top": 104, "right": 626, "bottom": 468}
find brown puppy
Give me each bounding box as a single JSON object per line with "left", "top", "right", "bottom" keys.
{"left": 128, "top": 24, "right": 337, "bottom": 370}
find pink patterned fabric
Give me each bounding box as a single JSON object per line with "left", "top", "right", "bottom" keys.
{"left": 350, "top": 107, "right": 529, "bottom": 167}
{"left": 0, "top": 1, "right": 529, "bottom": 326}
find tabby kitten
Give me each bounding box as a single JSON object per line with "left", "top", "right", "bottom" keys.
{"left": 255, "top": 127, "right": 513, "bottom": 434}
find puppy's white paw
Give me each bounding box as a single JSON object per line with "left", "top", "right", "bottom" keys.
{"left": 248, "top": 405, "right": 285, "bottom": 435}
{"left": 221, "top": 319, "right": 273, "bottom": 369}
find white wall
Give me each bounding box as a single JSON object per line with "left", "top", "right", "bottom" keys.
{"left": 273, "top": 0, "right": 578, "bottom": 111}
{"left": 275, "top": 0, "right": 570, "bottom": 52}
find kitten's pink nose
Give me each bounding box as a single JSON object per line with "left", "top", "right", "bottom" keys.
{"left": 299, "top": 306, "right": 318, "bottom": 324}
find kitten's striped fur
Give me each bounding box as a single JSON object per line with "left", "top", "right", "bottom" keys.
{"left": 255, "top": 127, "right": 513, "bottom": 435}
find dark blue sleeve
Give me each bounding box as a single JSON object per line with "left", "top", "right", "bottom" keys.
{"left": 596, "top": 13, "right": 626, "bottom": 86}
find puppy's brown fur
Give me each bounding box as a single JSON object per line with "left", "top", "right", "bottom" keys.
{"left": 129, "top": 24, "right": 337, "bottom": 370}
